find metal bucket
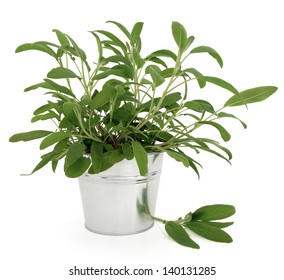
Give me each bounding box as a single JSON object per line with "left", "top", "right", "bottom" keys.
{"left": 78, "top": 152, "right": 163, "bottom": 235}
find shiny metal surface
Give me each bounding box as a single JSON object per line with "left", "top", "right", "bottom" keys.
{"left": 78, "top": 152, "right": 163, "bottom": 235}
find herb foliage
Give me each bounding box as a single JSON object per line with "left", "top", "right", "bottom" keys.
{"left": 9, "top": 21, "right": 277, "bottom": 178}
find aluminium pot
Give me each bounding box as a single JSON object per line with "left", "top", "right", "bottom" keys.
{"left": 78, "top": 152, "right": 163, "bottom": 235}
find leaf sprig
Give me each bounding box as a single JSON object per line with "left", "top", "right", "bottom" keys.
{"left": 161, "top": 204, "right": 236, "bottom": 249}
{"left": 9, "top": 21, "right": 277, "bottom": 178}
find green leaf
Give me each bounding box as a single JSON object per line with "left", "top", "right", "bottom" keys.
{"left": 171, "top": 22, "right": 188, "bottom": 51}
{"left": 100, "top": 151, "right": 115, "bottom": 172}
{"left": 201, "top": 221, "right": 234, "bottom": 228}
{"left": 47, "top": 67, "right": 79, "bottom": 79}
{"left": 205, "top": 76, "right": 239, "bottom": 95}
{"left": 192, "top": 145, "right": 231, "bottom": 164}
{"left": 90, "top": 32, "right": 103, "bottom": 58}
{"left": 131, "top": 22, "right": 144, "bottom": 44}
{"left": 9, "top": 130, "right": 53, "bottom": 142}
{"left": 93, "top": 66, "right": 133, "bottom": 80}
{"left": 94, "top": 30, "right": 127, "bottom": 54}
{"left": 133, "top": 49, "right": 145, "bottom": 69}
{"left": 31, "top": 112, "right": 59, "bottom": 123}
{"left": 165, "top": 221, "right": 200, "bottom": 249}
{"left": 198, "top": 121, "right": 231, "bottom": 142}
{"left": 65, "top": 143, "right": 85, "bottom": 166}
{"left": 15, "top": 43, "right": 57, "bottom": 58}
{"left": 146, "top": 49, "right": 177, "bottom": 61}
{"left": 186, "top": 221, "right": 233, "bottom": 243}
{"left": 44, "top": 79, "right": 75, "bottom": 97}
{"left": 26, "top": 153, "right": 55, "bottom": 175}
{"left": 160, "top": 68, "right": 175, "bottom": 78}
{"left": 140, "top": 92, "right": 181, "bottom": 111}
{"left": 192, "top": 204, "right": 236, "bottom": 221}
{"left": 40, "top": 131, "right": 70, "bottom": 150}
{"left": 122, "top": 143, "right": 133, "bottom": 160}
{"left": 91, "top": 142, "right": 104, "bottom": 173}
{"left": 200, "top": 138, "right": 233, "bottom": 160}
{"left": 52, "top": 29, "right": 70, "bottom": 46}
{"left": 224, "top": 86, "right": 278, "bottom": 107}
{"left": 65, "top": 34, "right": 87, "bottom": 62}
{"left": 62, "top": 102, "right": 81, "bottom": 116}
{"left": 107, "top": 21, "right": 132, "bottom": 41}
{"left": 162, "top": 92, "right": 182, "bottom": 107}
{"left": 65, "top": 157, "right": 91, "bottom": 178}
{"left": 92, "top": 86, "right": 116, "bottom": 109}
{"left": 183, "top": 68, "right": 206, "bottom": 88}
{"left": 24, "top": 82, "right": 53, "bottom": 92}
{"left": 218, "top": 112, "right": 247, "bottom": 129}
{"left": 33, "top": 104, "right": 52, "bottom": 115}
{"left": 149, "top": 67, "right": 165, "bottom": 87}
{"left": 165, "top": 149, "right": 190, "bottom": 168}
{"left": 109, "top": 150, "right": 125, "bottom": 164}
{"left": 184, "top": 100, "right": 215, "bottom": 114}
{"left": 185, "top": 36, "right": 195, "bottom": 50}
{"left": 131, "top": 141, "right": 148, "bottom": 176}
{"left": 147, "top": 57, "right": 167, "bottom": 68}
{"left": 190, "top": 46, "right": 223, "bottom": 68}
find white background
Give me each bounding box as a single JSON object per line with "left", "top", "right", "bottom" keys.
{"left": 1, "top": 0, "right": 283, "bottom": 279}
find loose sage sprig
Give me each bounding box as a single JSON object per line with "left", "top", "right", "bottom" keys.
{"left": 155, "top": 204, "right": 236, "bottom": 249}
{"left": 9, "top": 21, "right": 277, "bottom": 178}
{"left": 138, "top": 188, "right": 235, "bottom": 248}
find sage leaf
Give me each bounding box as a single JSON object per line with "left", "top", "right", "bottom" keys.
{"left": 52, "top": 29, "right": 70, "bottom": 46}
{"left": 109, "top": 150, "right": 125, "bottom": 164}
{"left": 122, "top": 143, "right": 133, "bottom": 160}
{"left": 190, "top": 46, "right": 223, "bottom": 68}
{"left": 27, "top": 153, "right": 55, "bottom": 175}
{"left": 107, "top": 21, "right": 132, "bottom": 41}
{"left": 224, "top": 86, "right": 278, "bottom": 107}
{"left": 44, "top": 79, "right": 75, "bottom": 97}
{"left": 202, "top": 221, "right": 234, "bottom": 228}
{"left": 31, "top": 112, "right": 59, "bottom": 123}
{"left": 198, "top": 121, "right": 231, "bottom": 142}
{"left": 186, "top": 221, "right": 233, "bottom": 243}
{"left": 184, "top": 68, "right": 206, "bottom": 88}
{"left": 205, "top": 76, "right": 239, "bottom": 95}
{"left": 15, "top": 43, "right": 57, "bottom": 58}
{"left": 47, "top": 67, "right": 79, "bottom": 79}
{"left": 131, "top": 22, "right": 144, "bottom": 44}
{"left": 91, "top": 142, "right": 104, "bottom": 173}
{"left": 131, "top": 141, "right": 148, "bottom": 176}
{"left": 90, "top": 32, "right": 103, "bottom": 58}
{"left": 165, "top": 221, "right": 200, "bottom": 249}
{"left": 165, "top": 149, "right": 190, "bottom": 168}
{"left": 218, "top": 112, "right": 247, "bottom": 129}
{"left": 184, "top": 100, "right": 215, "bottom": 114}
{"left": 65, "top": 157, "right": 91, "bottom": 178}
{"left": 192, "top": 204, "right": 236, "bottom": 221}
{"left": 133, "top": 49, "right": 145, "bottom": 69}
{"left": 62, "top": 102, "right": 81, "bottom": 116}
{"left": 40, "top": 131, "right": 70, "bottom": 150}
{"left": 94, "top": 30, "right": 127, "bottom": 54}
{"left": 149, "top": 67, "right": 165, "bottom": 87}
{"left": 65, "top": 143, "right": 85, "bottom": 166}
{"left": 24, "top": 82, "right": 54, "bottom": 92}
{"left": 92, "top": 86, "right": 116, "bottom": 109}
{"left": 171, "top": 22, "right": 188, "bottom": 51}
{"left": 33, "top": 104, "right": 53, "bottom": 115}
{"left": 9, "top": 130, "right": 53, "bottom": 142}
{"left": 146, "top": 49, "right": 177, "bottom": 61}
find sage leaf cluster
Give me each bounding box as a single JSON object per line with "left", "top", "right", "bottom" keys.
{"left": 164, "top": 204, "right": 235, "bottom": 249}
{"left": 9, "top": 21, "right": 277, "bottom": 178}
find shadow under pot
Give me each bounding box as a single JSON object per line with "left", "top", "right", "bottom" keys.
{"left": 78, "top": 152, "right": 163, "bottom": 235}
